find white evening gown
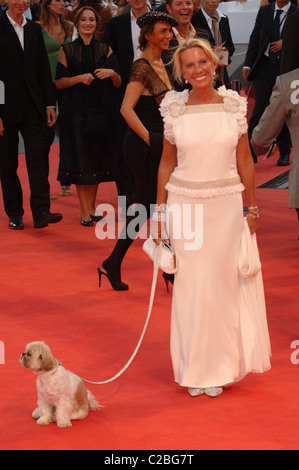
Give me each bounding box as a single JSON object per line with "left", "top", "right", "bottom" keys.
{"left": 160, "top": 87, "right": 271, "bottom": 389}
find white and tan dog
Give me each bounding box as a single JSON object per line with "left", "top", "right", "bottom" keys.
{"left": 20, "top": 341, "right": 99, "bottom": 428}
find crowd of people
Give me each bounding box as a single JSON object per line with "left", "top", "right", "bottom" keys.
{"left": 0, "top": 0, "right": 238, "bottom": 230}
{"left": 0, "top": 0, "right": 298, "bottom": 398}
{"left": 0, "top": 0, "right": 297, "bottom": 228}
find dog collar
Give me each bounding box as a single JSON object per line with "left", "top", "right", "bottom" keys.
{"left": 38, "top": 363, "right": 60, "bottom": 378}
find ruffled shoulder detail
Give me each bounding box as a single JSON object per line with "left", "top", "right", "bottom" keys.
{"left": 217, "top": 85, "right": 248, "bottom": 138}
{"left": 159, "top": 90, "right": 189, "bottom": 145}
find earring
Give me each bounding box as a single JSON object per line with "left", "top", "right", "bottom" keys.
{"left": 185, "top": 78, "right": 188, "bottom": 84}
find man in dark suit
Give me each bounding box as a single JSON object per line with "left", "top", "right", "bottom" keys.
{"left": 0, "top": 0, "right": 62, "bottom": 230}
{"left": 242, "top": 0, "right": 298, "bottom": 165}
{"left": 107, "top": 0, "right": 149, "bottom": 100}
{"left": 280, "top": 10, "right": 299, "bottom": 73}
{"left": 191, "top": 0, "right": 235, "bottom": 88}
{"left": 106, "top": 0, "right": 150, "bottom": 209}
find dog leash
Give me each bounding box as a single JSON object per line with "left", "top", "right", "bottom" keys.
{"left": 81, "top": 244, "right": 161, "bottom": 385}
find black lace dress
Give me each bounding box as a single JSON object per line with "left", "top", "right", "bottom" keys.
{"left": 56, "top": 37, "right": 120, "bottom": 185}
{"left": 123, "top": 58, "right": 171, "bottom": 206}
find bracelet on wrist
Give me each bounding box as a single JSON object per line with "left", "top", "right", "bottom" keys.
{"left": 152, "top": 211, "right": 166, "bottom": 222}
{"left": 248, "top": 206, "right": 259, "bottom": 212}
{"left": 155, "top": 204, "right": 167, "bottom": 213}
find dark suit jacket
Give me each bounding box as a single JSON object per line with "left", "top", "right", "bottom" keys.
{"left": 191, "top": 9, "right": 235, "bottom": 62}
{"left": 106, "top": 12, "right": 134, "bottom": 97}
{"left": 244, "top": 3, "right": 298, "bottom": 81}
{"left": 0, "top": 14, "right": 55, "bottom": 123}
{"left": 280, "top": 10, "right": 299, "bottom": 74}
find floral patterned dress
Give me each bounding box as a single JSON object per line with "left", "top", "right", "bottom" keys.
{"left": 159, "top": 86, "right": 271, "bottom": 389}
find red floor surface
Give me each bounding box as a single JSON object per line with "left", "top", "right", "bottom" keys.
{"left": 0, "top": 145, "right": 298, "bottom": 451}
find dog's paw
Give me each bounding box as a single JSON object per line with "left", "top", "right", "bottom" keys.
{"left": 57, "top": 420, "right": 72, "bottom": 428}
{"left": 32, "top": 408, "right": 41, "bottom": 420}
{"left": 36, "top": 416, "right": 52, "bottom": 426}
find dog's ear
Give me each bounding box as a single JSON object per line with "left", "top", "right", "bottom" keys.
{"left": 39, "top": 351, "right": 57, "bottom": 371}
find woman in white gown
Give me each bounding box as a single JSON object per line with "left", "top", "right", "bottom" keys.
{"left": 153, "top": 38, "right": 271, "bottom": 398}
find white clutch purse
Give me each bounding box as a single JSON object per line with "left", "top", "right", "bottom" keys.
{"left": 238, "top": 218, "right": 261, "bottom": 278}
{"left": 143, "top": 236, "right": 178, "bottom": 274}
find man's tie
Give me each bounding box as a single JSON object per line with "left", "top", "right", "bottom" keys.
{"left": 209, "top": 14, "right": 225, "bottom": 83}
{"left": 211, "top": 15, "right": 222, "bottom": 47}
{"left": 268, "top": 9, "right": 283, "bottom": 63}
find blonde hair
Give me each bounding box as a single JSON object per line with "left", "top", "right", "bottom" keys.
{"left": 172, "top": 38, "right": 219, "bottom": 84}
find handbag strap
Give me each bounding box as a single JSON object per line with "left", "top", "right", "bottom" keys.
{"left": 81, "top": 243, "right": 161, "bottom": 385}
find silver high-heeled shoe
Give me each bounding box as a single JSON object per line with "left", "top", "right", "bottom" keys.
{"left": 60, "top": 185, "right": 71, "bottom": 196}
{"left": 204, "top": 387, "right": 223, "bottom": 397}
{"left": 188, "top": 387, "right": 205, "bottom": 397}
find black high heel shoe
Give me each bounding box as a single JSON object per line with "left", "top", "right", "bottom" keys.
{"left": 90, "top": 214, "right": 104, "bottom": 222}
{"left": 81, "top": 218, "right": 93, "bottom": 227}
{"left": 162, "top": 272, "right": 174, "bottom": 293}
{"left": 97, "top": 261, "right": 129, "bottom": 291}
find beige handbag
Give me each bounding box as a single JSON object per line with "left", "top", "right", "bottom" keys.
{"left": 214, "top": 48, "right": 229, "bottom": 67}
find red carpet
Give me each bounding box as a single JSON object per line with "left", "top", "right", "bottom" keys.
{"left": 0, "top": 144, "right": 298, "bottom": 450}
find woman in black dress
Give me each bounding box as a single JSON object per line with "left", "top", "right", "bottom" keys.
{"left": 55, "top": 6, "right": 121, "bottom": 225}
{"left": 98, "top": 11, "right": 178, "bottom": 290}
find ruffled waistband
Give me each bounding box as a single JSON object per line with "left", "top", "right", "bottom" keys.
{"left": 165, "top": 174, "right": 245, "bottom": 198}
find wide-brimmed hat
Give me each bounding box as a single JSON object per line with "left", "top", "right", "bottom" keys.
{"left": 137, "top": 11, "right": 179, "bottom": 28}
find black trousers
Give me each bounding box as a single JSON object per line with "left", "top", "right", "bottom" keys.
{"left": 0, "top": 100, "right": 51, "bottom": 219}
{"left": 248, "top": 57, "right": 292, "bottom": 160}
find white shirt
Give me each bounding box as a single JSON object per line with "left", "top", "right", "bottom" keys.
{"left": 130, "top": 9, "right": 141, "bottom": 61}
{"left": 201, "top": 8, "right": 225, "bottom": 40}
{"left": 6, "top": 11, "right": 27, "bottom": 50}
{"left": 130, "top": 7, "right": 151, "bottom": 60}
